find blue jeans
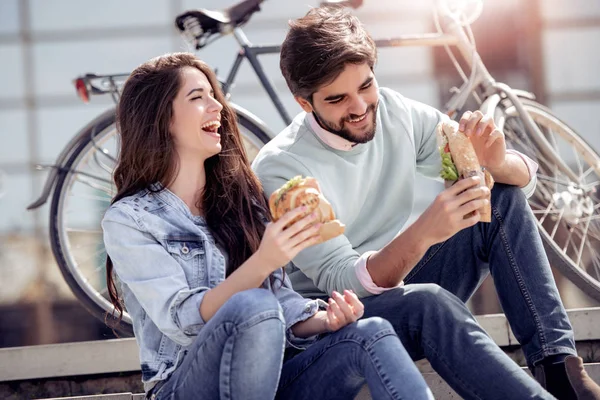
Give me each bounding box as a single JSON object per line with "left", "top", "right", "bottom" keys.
{"left": 361, "top": 183, "right": 575, "bottom": 399}
{"left": 151, "top": 288, "right": 433, "bottom": 400}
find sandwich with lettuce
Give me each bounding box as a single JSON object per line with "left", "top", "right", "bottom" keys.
{"left": 437, "top": 120, "right": 494, "bottom": 223}
{"left": 269, "top": 176, "right": 345, "bottom": 242}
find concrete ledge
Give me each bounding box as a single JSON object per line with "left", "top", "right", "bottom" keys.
{"left": 478, "top": 307, "right": 600, "bottom": 347}
{"left": 0, "top": 339, "right": 139, "bottom": 381}
{"left": 356, "top": 364, "right": 600, "bottom": 400}
{"left": 20, "top": 364, "right": 600, "bottom": 400}
{"left": 2, "top": 308, "right": 599, "bottom": 383}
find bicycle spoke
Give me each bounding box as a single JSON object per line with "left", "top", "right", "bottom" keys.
{"left": 579, "top": 214, "right": 600, "bottom": 222}
{"left": 583, "top": 180, "right": 600, "bottom": 190}
{"left": 506, "top": 122, "right": 558, "bottom": 173}
{"left": 573, "top": 145, "right": 584, "bottom": 178}
{"left": 75, "top": 175, "right": 113, "bottom": 195}
{"left": 586, "top": 241, "right": 600, "bottom": 279}
{"left": 532, "top": 209, "right": 563, "bottom": 215}
{"left": 550, "top": 209, "right": 565, "bottom": 240}
{"left": 93, "top": 151, "right": 115, "bottom": 175}
{"left": 91, "top": 137, "right": 117, "bottom": 162}
{"left": 536, "top": 174, "right": 573, "bottom": 187}
{"left": 580, "top": 166, "right": 596, "bottom": 182}
{"left": 571, "top": 223, "right": 600, "bottom": 277}
{"left": 562, "top": 226, "right": 575, "bottom": 254}
{"left": 70, "top": 168, "right": 112, "bottom": 183}
{"left": 576, "top": 216, "right": 592, "bottom": 267}
{"left": 69, "top": 246, "right": 106, "bottom": 263}
{"left": 538, "top": 201, "right": 555, "bottom": 225}
{"left": 528, "top": 198, "right": 548, "bottom": 210}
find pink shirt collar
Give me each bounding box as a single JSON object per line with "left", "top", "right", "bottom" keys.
{"left": 306, "top": 112, "right": 356, "bottom": 151}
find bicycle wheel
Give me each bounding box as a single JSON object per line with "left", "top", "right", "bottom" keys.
{"left": 50, "top": 107, "right": 271, "bottom": 334}
{"left": 495, "top": 99, "right": 600, "bottom": 301}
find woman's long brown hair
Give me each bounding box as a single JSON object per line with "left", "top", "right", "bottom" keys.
{"left": 106, "top": 53, "right": 269, "bottom": 326}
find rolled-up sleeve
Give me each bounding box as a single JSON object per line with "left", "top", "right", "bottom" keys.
{"left": 272, "top": 269, "right": 327, "bottom": 348}
{"left": 102, "top": 206, "right": 208, "bottom": 346}
{"left": 506, "top": 149, "right": 538, "bottom": 199}
{"left": 355, "top": 251, "right": 404, "bottom": 295}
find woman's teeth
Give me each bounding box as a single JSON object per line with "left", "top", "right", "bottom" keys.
{"left": 201, "top": 121, "right": 221, "bottom": 133}
{"left": 348, "top": 114, "right": 367, "bottom": 123}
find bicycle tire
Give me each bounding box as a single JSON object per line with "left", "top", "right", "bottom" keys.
{"left": 50, "top": 106, "right": 272, "bottom": 334}
{"left": 495, "top": 99, "right": 600, "bottom": 302}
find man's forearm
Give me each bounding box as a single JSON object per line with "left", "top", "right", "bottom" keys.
{"left": 366, "top": 220, "right": 431, "bottom": 288}
{"left": 487, "top": 153, "right": 530, "bottom": 187}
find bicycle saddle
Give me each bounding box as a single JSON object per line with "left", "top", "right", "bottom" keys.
{"left": 175, "top": 0, "right": 263, "bottom": 44}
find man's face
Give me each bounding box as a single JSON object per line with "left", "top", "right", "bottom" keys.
{"left": 298, "top": 63, "right": 379, "bottom": 144}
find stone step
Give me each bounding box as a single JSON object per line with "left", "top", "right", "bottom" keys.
{"left": 24, "top": 364, "right": 600, "bottom": 400}
{"left": 357, "top": 363, "right": 600, "bottom": 399}
{"left": 2, "top": 308, "right": 598, "bottom": 399}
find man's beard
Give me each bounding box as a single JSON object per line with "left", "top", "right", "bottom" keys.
{"left": 312, "top": 101, "right": 379, "bottom": 144}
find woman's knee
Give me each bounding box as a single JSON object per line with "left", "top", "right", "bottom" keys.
{"left": 220, "top": 288, "right": 284, "bottom": 325}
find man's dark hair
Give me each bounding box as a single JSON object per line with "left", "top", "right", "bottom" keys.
{"left": 280, "top": 6, "right": 377, "bottom": 100}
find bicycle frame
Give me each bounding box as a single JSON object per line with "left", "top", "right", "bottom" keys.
{"left": 223, "top": 29, "right": 291, "bottom": 124}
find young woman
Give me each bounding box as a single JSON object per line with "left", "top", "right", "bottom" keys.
{"left": 102, "top": 52, "right": 433, "bottom": 400}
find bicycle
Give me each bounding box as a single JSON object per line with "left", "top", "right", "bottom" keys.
{"left": 26, "top": 0, "right": 600, "bottom": 333}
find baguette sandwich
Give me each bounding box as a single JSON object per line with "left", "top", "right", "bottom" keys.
{"left": 437, "top": 120, "right": 494, "bottom": 223}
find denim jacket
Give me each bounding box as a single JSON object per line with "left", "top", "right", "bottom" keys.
{"left": 101, "top": 184, "right": 324, "bottom": 391}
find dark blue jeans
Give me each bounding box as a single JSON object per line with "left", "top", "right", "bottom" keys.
{"left": 151, "top": 289, "right": 433, "bottom": 400}
{"left": 361, "top": 183, "right": 574, "bottom": 399}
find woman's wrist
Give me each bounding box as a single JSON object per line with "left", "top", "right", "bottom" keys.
{"left": 247, "top": 251, "right": 277, "bottom": 279}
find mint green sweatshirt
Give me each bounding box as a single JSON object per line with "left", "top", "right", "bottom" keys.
{"left": 252, "top": 88, "right": 449, "bottom": 298}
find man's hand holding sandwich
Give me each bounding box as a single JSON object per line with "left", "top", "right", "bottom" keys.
{"left": 367, "top": 110, "right": 534, "bottom": 288}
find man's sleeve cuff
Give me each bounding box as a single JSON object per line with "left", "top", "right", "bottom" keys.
{"left": 506, "top": 149, "right": 538, "bottom": 198}
{"left": 354, "top": 251, "right": 403, "bottom": 295}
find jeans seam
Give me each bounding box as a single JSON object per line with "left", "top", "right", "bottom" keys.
{"left": 405, "top": 241, "right": 448, "bottom": 283}
{"left": 365, "top": 343, "right": 403, "bottom": 400}
{"left": 220, "top": 335, "right": 235, "bottom": 400}
{"left": 411, "top": 325, "right": 483, "bottom": 400}
{"left": 492, "top": 204, "right": 549, "bottom": 352}
{"left": 527, "top": 346, "right": 578, "bottom": 366}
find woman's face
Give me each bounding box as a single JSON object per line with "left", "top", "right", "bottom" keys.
{"left": 170, "top": 67, "right": 224, "bottom": 160}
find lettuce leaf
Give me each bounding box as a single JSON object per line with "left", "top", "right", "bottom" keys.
{"left": 440, "top": 149, "right": 459, "bottom": 181}
{"left": 274, "top": 175, "right": 303, "bottom": 207}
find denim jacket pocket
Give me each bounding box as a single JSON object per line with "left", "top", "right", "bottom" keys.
{"left": 165, "top": 237, "right": 206, "bottom": 287}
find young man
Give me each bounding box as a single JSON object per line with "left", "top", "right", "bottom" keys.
{"left": 252, "top": 6, "right": 600, "bottom": 400}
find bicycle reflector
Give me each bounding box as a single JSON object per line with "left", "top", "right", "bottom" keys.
{"left": 74, "top": 78, "right": 90, "bottom": 103}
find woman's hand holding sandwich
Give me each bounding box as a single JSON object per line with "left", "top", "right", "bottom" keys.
{"left": 256, "top": 207, "right": 322, "bottom": 273}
